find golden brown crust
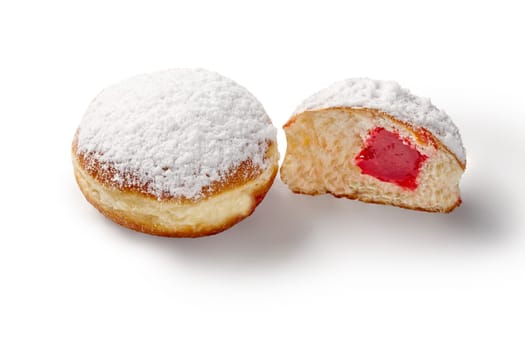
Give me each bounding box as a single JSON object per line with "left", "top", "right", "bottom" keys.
{"left": 74, "top": 159, "right": 278, "bottom": 237}
{"left": 288, "top": 188, "right": 462, "bottom": 213}
{"left": 72, "top": 131, "right": 267, "bottom": 203}
{"left": 72, "top": 134, "right": 279, "bottom": 238}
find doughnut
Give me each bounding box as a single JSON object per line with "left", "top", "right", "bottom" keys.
{"left": 72, "top": 68, "right": 278, "bottom": 237}
{"left": 281, "top": 78, "right": 466, "bottom": 212}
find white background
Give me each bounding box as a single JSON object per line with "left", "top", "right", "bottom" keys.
{"left": 1, "top": 1, "right": 524, "bottom": 349}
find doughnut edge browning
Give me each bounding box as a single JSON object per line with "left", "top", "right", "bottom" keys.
{"left": 72, "top": 141, "right": 279, "bottom": 238}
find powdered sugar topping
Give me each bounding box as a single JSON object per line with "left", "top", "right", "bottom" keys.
{"left": 294, "top": 78, "right": 466, "bottom": 163}
{"left": 77, "top": 68, "right": 276, "bottom": 199}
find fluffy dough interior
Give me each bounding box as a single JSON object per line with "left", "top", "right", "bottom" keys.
{"left": 280, "top": 108, "right": 464, "bottom": 212}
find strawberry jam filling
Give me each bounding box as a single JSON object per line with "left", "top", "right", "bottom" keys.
{"left": 355, "top": 127, "right": 427, "bottom": 190}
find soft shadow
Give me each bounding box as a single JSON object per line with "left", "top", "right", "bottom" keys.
{"left": 319, "top": 177, "right": 517, "bottom": 247}
{"left": 110, "top": 179, "right": 319, "bottom": 268}
{"left": 445, "top": 182, "right": 515, "bottom": 239}
{"left": 102, "top": 172, "right": 515, "bottom": 264}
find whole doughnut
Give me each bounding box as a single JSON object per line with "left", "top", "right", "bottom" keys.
{"left": 73, "top": 68, "right": 278, "bottom": 237}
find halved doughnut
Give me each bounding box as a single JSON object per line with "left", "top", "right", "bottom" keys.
{"left": 281, "top": 79, "right": 465, "bottom": 212}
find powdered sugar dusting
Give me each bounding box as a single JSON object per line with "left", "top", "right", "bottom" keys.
{"left": 294, "top": 78, "right": 466, "bottom": 163}
{"left": 77, "top": 68, "right": 276, "bottom": 200}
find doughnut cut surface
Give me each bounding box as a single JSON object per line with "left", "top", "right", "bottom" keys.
{"left": 281, "top": 108, "right": 464, "bottom": 212}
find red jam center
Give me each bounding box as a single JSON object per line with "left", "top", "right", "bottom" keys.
{"left": 355, "top": 127, "right": 427, "bottom": 190}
